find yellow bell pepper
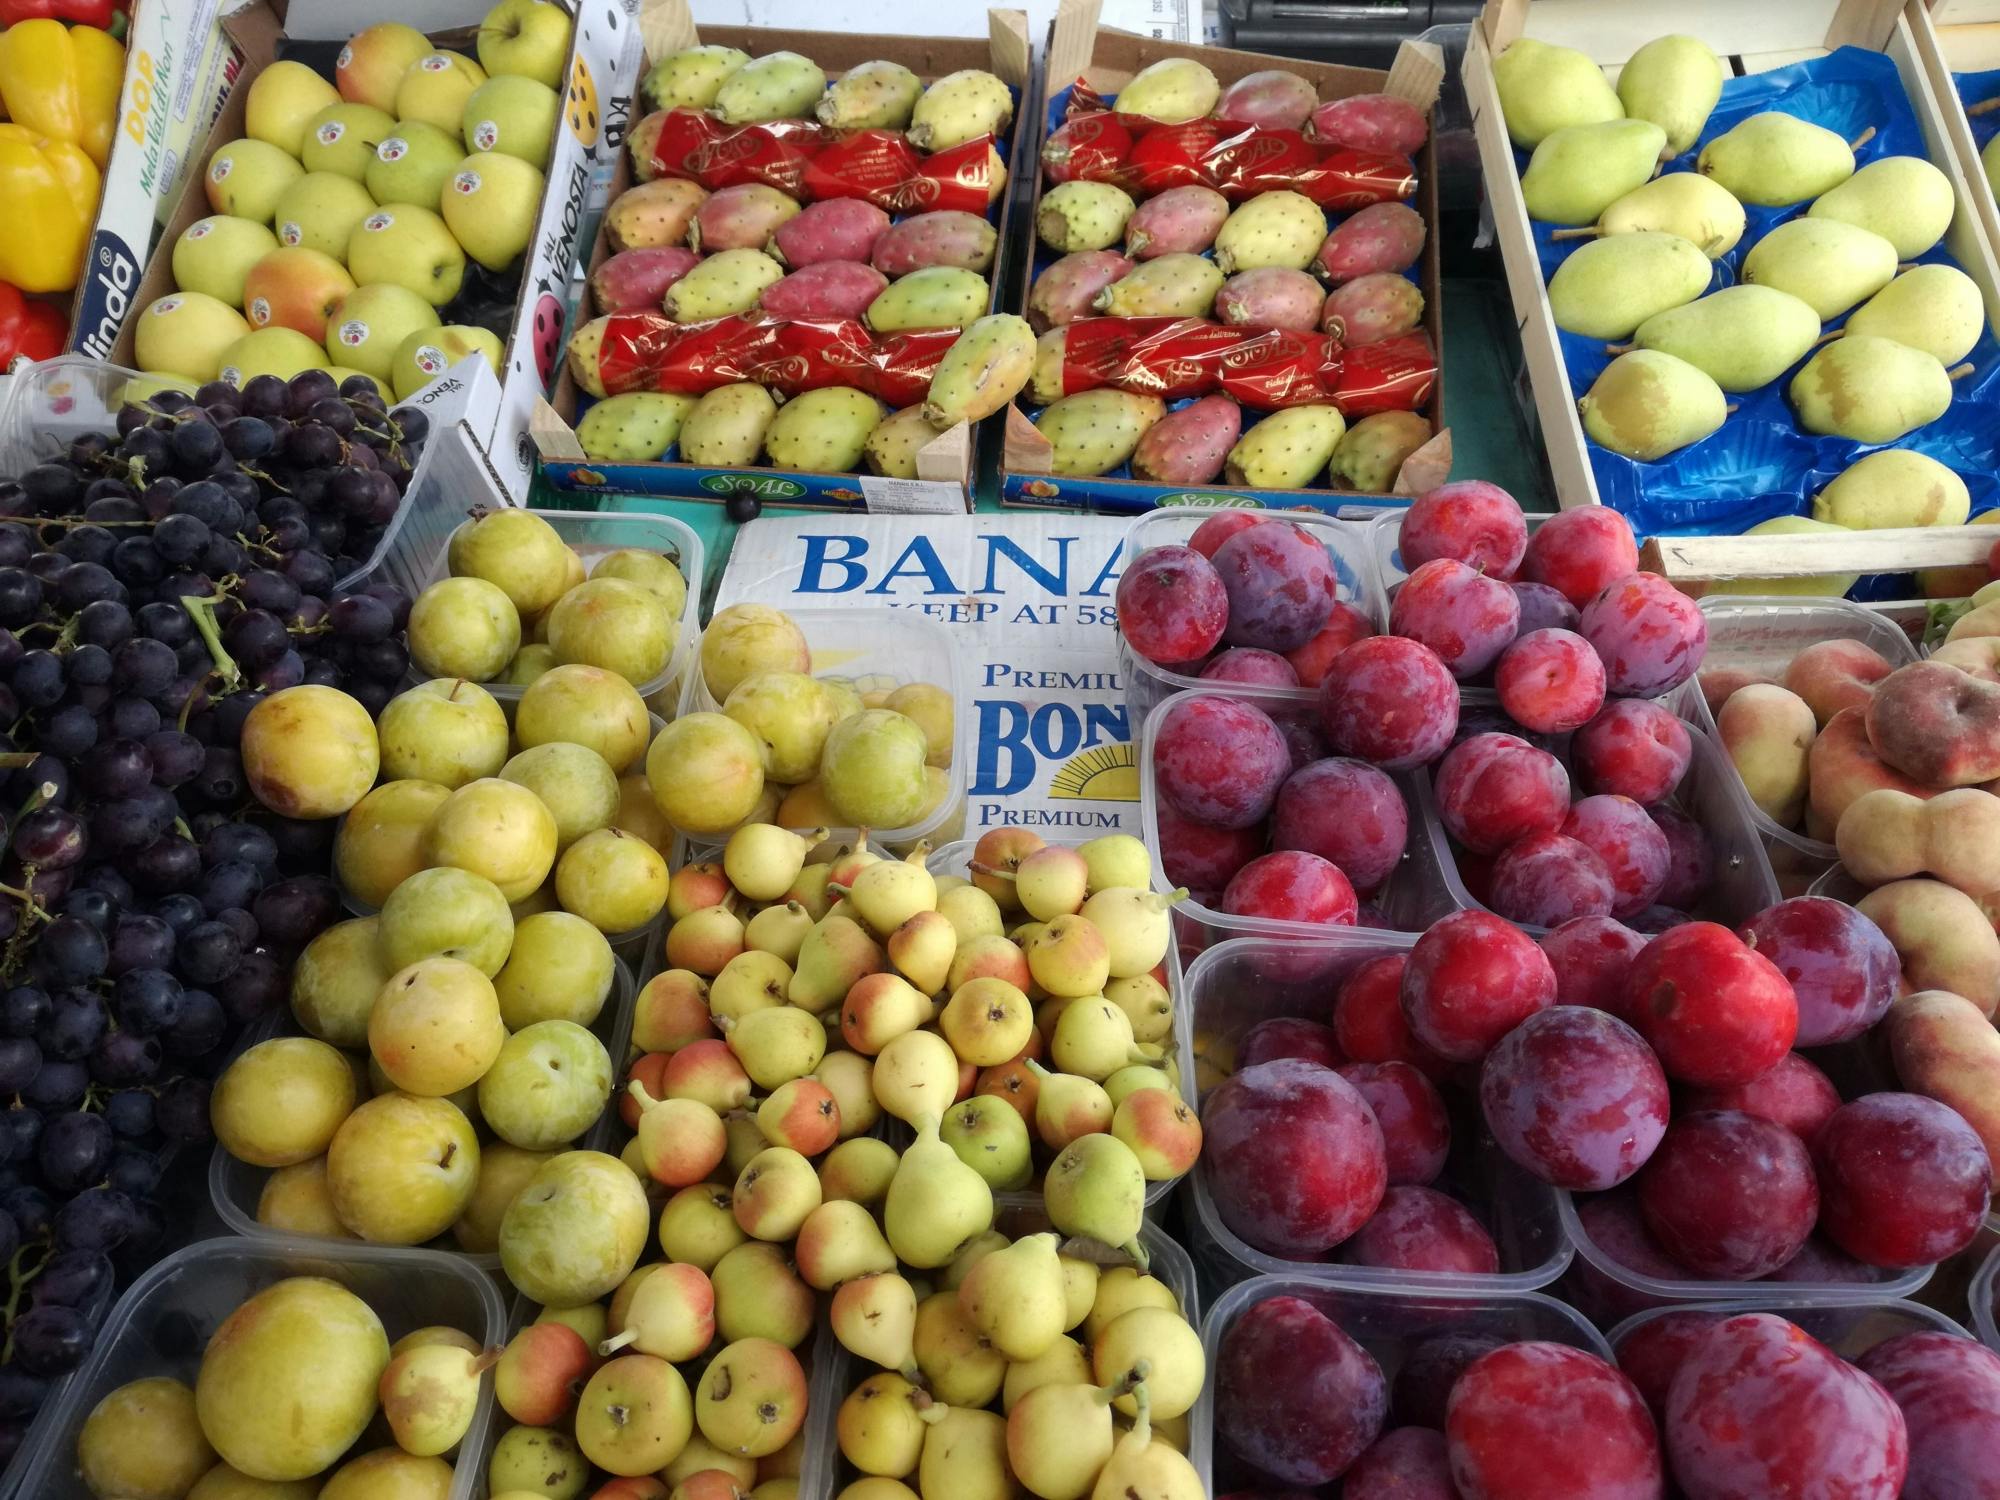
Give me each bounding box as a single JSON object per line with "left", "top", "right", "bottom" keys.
{"left": 0, "top": 19, "right": 125, "bottom": 167}
{"left": 0, "top": 123, "right": 97, "bottom": 291}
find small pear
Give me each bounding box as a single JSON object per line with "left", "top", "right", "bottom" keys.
{"left": 1844, "top": 264, "right": 1986, "bottom": 365}
{"left": 1808, "top": 155, "right": 1955, "bottom": 258}
{"left": 744, "top": 901, "right": 814, "bottom": 964}
{"left": 1093, "top": 1306, "right": 1204, "bottom": 1421}
{"left": 1492, "top": 37, "right": 1623, "bottom": 149}
{"left": 1547, "top": 230, "right": 1712, "bottom": 340}
{"left": 884, "top": 1113, "right": 995, "bottom": 1268}
{"left": 1698, "top": 112, "right": 1854, "bottom": 206}
{"left": 1789, "top": 334, "right": 1953, "bottom": 443}
{"left": 1579, "top": 349, "right": 1727, "bottom": 459}
{"left": 918, "top": 1407, "right": 1014, "bottom": 1500}
{"left": 938, "top": 884, "right": 1006, "bottom": 944}
{"left": 1004, "top": 1334, "right": 1093, "bottom": 1411}
{"left": 1013, "top": 846, "right": 1090, "bottom": 920}
{"left": 886, "top": 910, "right": 957, "bottom": 996}
{"left": 710, "top": 949, "right": 794, "bottom": 1022}
{"left": 840, "top": 971, "right": 934, "bottom": 1054}
{"left": 1044, "top": 1133, "right": 1147, "bottom": 1265}
{"left": 796, "top": 1199, "right": 898, "bottom": 1290}
{"left": 1813, "top": 450, "right": 1971, "bottom": 531}
{"left": 943, "top": 1230, "right": 1010, "bottom": 1290}
{"left": 723, "top": 1005, "right": 825, "bottom": 1090}
{"left": 915, "top": 1290, "right": 1007, "bottom": 1406}
{"left": 941, "top": 1094, "right": 1034, "bottom": 1191}
{"left": 1051, "top": 996, "right": 1137, "bottom": 1082}
{"left": 1006, "top": 1377, "right": 1130, "bottom": 1500}
{"left": 849, "top": 854, "right": 938, "bottom": 938}
{"left": 1593, "top": 171, "right": 1746, "bottom": 256}
{"left": 873, "top": 1028, "right": 961, "bottom": 1125}
{"left": 830, "top": 1272, "right": 921, "bottom": 1376}
{"left": 1616, "top": 35, "right": 1723, "bottom": 156}
{"left": 940, "top": 976, "right": 1034, "bottom": 1066}
{"left": 1086, "top": 1268, "right": 1180, "bottom": 1344}
{"left": 1076, "top": 835, "right": 1150, "bottom": 895}
{"left": 1740, "top": 218, "right": 1896, "bottom": 320}
{"left": 597, "top": 1261, "right": 714, "bottom": 1362}
{"left": 1632, "top": 285, "right": 1822, "bottom": 392}
{"left": 1027, "top": 913, "right": 1111, "bottom": 998}
{"left": 1521, "top": 119, "right": 1668, "bottom": 225}
{"left": 724, "top": 823, "right": 824, "bottom": 903}
{"left": 789, "top": 914, "right": 885, "bottom": 1012}
{"left": 1029, "top": 1059, "right": 1113, "bottom": 1150}
{"left": 957, "top": 1231, "right": 1067, "bottom": 1361}
{"left": 379, "top": 1342, "right": 494, "bottom": 1456}
{"left": 821, "top": 1135, "right": 900, "bottom": 1205}
{"left": 1086, "top": 1383, "right": 1204, "bottom": 1500}
{"left": 1058, "top": 1255, "right": 1100, "bottom": 1331}
{"left": 838, "top": 1370, "right": 938, "bottom": 1478}
{"left": 1075, "top": 888, "right": 1180, "bottom": 978}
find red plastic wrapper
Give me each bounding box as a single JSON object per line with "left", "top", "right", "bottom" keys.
{"left": 1333, "top": 333, "right": 1437, "bottom": 417}
{"left": 647, "top": 109, "right": 828, "bottom": 196}
{"left": 1041, "top": 113, "right": 1133, "bottom": 185}
{"left": 591, "top": 311, "right": 955, "bottom": 407}
{"left": 1041, "top": 318, "right": 1347, "bottom": 408}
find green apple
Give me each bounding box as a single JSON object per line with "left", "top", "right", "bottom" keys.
{"left": 392, "top": 324, "right": 505, "bottom": 399}
{"left": 242, "top": 246, "right": 355, "bottom": 343}
{"left": 338, "top": 23, "right": 435, "bottom": 113}
{"left": 395, "top": 52, "right": 488, "bottom": 141}
{"left": 301, "top": 102, "right": 396, "bottom": 180}
{"left": 326, "top": 283, "right": 441, "bottom": 379}
{"left": 246, "top": 60, "right": 341, "bottom": 156}
{"left": 441, "top": 153, "right": 544, "bottom": 271}
{"left": 171, "top": 215, "right": 279, "bottom": 308}
{"left": 365, "top": 120, "right": 462, "bottom": 209}
{"left": 461, "top": 74, "right": 559, "bottom": 168}
{"left": 204, "top": 138, "right": 305, "bottom": 223}
{"left": 477, "top": 0, "right": 573, "bottom": 89}
{"left": 133, "top": 293, "right": 250, "bottom": 382}
{"left": 219, "top": 327, "right": 330, "bottom": 385}
{"left": 272, "top": 172, "right": 376, "bottom": 260}
{"left": 346, "top": 205, "right": 466, "bottom": 306}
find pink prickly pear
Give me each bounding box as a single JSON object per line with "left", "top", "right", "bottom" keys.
{"left": 1308, "top": 94, "right": 1429, "bottom": 155}
{"left": 692, "top": 184, "right": 803, "bottom": 253}
{"left": 1214, "top": 267, "right": 1327, "bottom": 332}
{"left": 1215, "top": 70, "right": 1319, "bottom": 131}
{"left": 758, "top": 261, "right": 890, "bottom": 322}
{"left": 1130, "top": 395, "right": 1242, "bottom": 485}
{"left": 1322, "top": 272, "right": 1425, "bottom": 345}
{"left": 1027, "top": 251, "right": 1134, "bottom": 332}
{"left": 771, "top": 198, "right": 892, "bottom": 268}
{"left": 1315, "top": 203, "right": 1427, "bottom": 285}
{"left": 870, "top": 211, "right": 998, "bottom": 276}
{"left": 1123, "top": 185, "right": 1230, "bottom": 260}
{"left": 592, "top": 247, "right": 700, "bottom": 314}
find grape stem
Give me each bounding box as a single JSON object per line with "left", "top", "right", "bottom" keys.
{"left": 0, "top": 755, "right": 35, "bottom": 770}
{"left": 0, "top": 1241, "right": 48, "bottom": 1361}
{"left": 177, "top": 595, "right": 242, "bottom": 693}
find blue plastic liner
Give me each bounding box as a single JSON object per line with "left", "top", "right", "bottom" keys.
{"left": 1523, "top": 47, "right": 2000, "bottom": 551}
{"left": 1958, "top": 67, "right": 2000, "bottom": 153}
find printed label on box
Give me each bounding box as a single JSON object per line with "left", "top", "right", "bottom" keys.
{"left": 857, "top": 476, "right": 969, "bottom": 515}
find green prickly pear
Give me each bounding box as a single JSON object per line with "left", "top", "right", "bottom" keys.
{"left": 663, "top": 249, "right": 785, "bottom": 322}
{"left": 1213, "top": 191, "right": 1326, "bottom": 273}
{"left": 1029, "top": 327, "right": 1067, "bottom": 405}
{"left": 1698, "top": 112, "right": 1854, "bottom": 206}
{"left": 1037, "top": 183, "right": 1137, "bottom": 253}
{"left": 678, "top": 383, "right": 779, "bottom": 467}
{"left": 566, "top": 317, "right": 609, "bottom": 397}
{"left": 711, "top": 51, "right": 827, "bottom": 125}
{"left": 1033, "top": 391, "right": 1166, "bottom": 477}
{"left": 1329, "top": 410, "right": 1433, "bottom": 493}
{"left": 1579, "top": 349, "right": 1726, "bottom": 459}
{"left": 576, "top": 392, "right": 697, "bottom": 462}
{"left": 923, "top": 313, "right": 1036, "bottom": 427}
{"left": 1113, "top": 58, "right": 1220, "bottom": 124}
{"left": 864, "top": 406, "right": 942, "bottom": 478}
{"left": 763, "top": 387, "right": 885, "bottom": 472}
{"left": 1224, "top": 404, "right": 1346, "bottom": 489}
{"left": 643, "top": 45, "right": 751, "bottom": 112}
{"left": 1093, "top": 254, "right": 1224, "bottom": 318}
{"left": 1492, "top": 37, "right": 1623, "bottom": 149}
{"left": 863, "top": 267, "right": 989, "bottom": 332}
{"left": 817, "top": 59, "right": 923, "bottom": 131}
{"left": 908, "top": 69, "right": 1015, "bottom": 151}
{"left": 1521, "top": 120, "right": 1668, "bottom": 225}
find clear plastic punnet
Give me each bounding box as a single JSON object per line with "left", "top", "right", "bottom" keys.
{"left": 1182, "top": 933, "right": 1573, "bottom": 1295}
{"left": 1975, "top": 1235, "right": 2000, "bottom": 1352}
{"left": 1608, "top": 1296, "right": 1973, "bottom": 1369}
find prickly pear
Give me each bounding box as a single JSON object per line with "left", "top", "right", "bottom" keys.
{"left": 626, "top": 111, "right": 668, "bottom": 182}
{"left": 771, "top": 198, "right": 892, "bottom": 267}
{"left": 908, "top": 69, "right": 1015, "bottom": 151}
{"left": 1032, "top": 390, "right": 1167, "bottom": 477}
{"left": 1315, "top": 202, "right": 1426, "bottom": 284}
{"left": 1215, "top": 70, "right": 1318, "bottom": 130}
{"left": 1028, "top": 251, "right": 1134, "bottom": 331}
{"left": 1308, "top": 94, "right": 1429, "bottom": 155}
{"left": 865, "top": 405, "right": 943, "bottom": 477}
{"left": 1214, "top": 191, "right": 1327, "bottom": 273}
{"left": 871, "top": 211, "right": 998, "bottom": 276}
{"left": 1214, "top": 267, "right": 1326, "bottom": 331}
{"left": 1130, "top": 394, "right": 1242, "bottom": 484}
{"left": 923, "top": 313, "right": 1036, "bottom": 427}
{"left": 577, "top": 392, "right": 698, "bottom": 462}
{"left": 606, "top": 179, "right": 708, "bottom": 252}
{"left": 1225, "top": 404, "right": 1346, "bottom": 488}
{"left": 757, "top": 261, "right": 889, "bottom": 322}
{"left": 679, "top": 383, "right": 780, "bottom": 466}
{"left": 1322, "top": 272, "right": 1424, "bottom": 344}
{"left": 711, "top": 51, "right": 827, "bottom": 125}
{"left": 566, "top": 317, "right": 609, "bottom": 397}
{"left": 1094, "top": 254, "right": 1225, "bottom": 318}
{"left": 644, "top": 45, "right": 751, "bottom": 112}
{"left": 664, "top": 249, "right": 786, "bottom": 322}
{"left": 817, "top": 59, "right": 923, "bottom": 131}
{"left": 692, "top": 184, "right": 802, "bottom": 253}
{"left": 591, "top": 247, "right": 699, "bottom": 314}
{"left": 1029, "top": 328, "right": 1068, "bottom": 405}
{"left": 863, "top": 267, "right": 989, "bottom": 332}
{"left": 764, "top": 387, "right": 884, "bottom": 471}
{"left": 1115, "top": 58, "right": 1221, "bottom": 123}
{"left": 1037, "top": 182, "right": 1137, "bottom": 253}
{"left": 1123, "top": 185, "right": 1230, "bottom": 260}
{"left": 1329, "top": 410, "right": 1432, "bottom": 492}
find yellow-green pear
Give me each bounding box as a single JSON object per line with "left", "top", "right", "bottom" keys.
{"left": 1617, "top": 35, "right": 1723, "bottom": 156}
{"left": 940, "top": 1096, "right": 1032, "bottom": 1193}
{"left": 1728, "top": 515, "right": 1859, "bottom": 597}
{"left": 1790, "top": 335, "right": 1954, "bottom": 443}
{"left": 884, "top": 1113, "right": 994, "bottom": 1268}
{"left": 724, "top": 823, "right": 821, "bottom": 903}
{"left": 1579, "top": 349, "right": 1727, "bottom": 459}
{"left": 918, "top": 1408, "right": 1014, "bottom": 1500}
{"left": 1698, "top": 112, "right": 1854, "bottom": 206}
{"left": 1077, "top": 887, "right": 1179, "bottom": 978}
{"left": 957, "top": 1231, "right": 1067, "bottom": 1361}
{"left": 1592, "top": 171, "right": 1746, "bottom": 256}
{"left": 1547, "top": 230, "right": 1713, "bottom": 339}
{"left": 838, "top": 1370, "right": 933, "bottom": 1478}
{"left": 849, "top": 854, "right": 938, "bottom": 937}
{"left": 1492, "top": 37, "right": 1623, "bottom": 149}
{"left": 795, "top": 1198, "right": 897, "bottom": 1290}
{"left": 1044, "top": 1134, "right": 1147, "bottom": 1265}
{"left": 829, "top": 1272, "right": 920, "bottom": 1375}
{"left": 789, "top": 913, "right": 885, "bottom": 1012}
{"left": 1076, "top": 834, "right": 1150, "bottom": 895}
{"left": 1812, "top": 450, "right": 1971, "bottom": 531}
{"left": 1087, "top": 1384, "right": 1204, "bottom": 1500}
{"left": 886, "top": 909, "right": 956, "bottom": 995}
{"left": 1521, "top": 119, "right": 1668, "bottom": 225}
{"left": 1740, "top": 218, "right": 1897, "bottom": 320}
{"left": 1844, "top": 264, "right": 1986, "bottom": 365}
{"left": 872, "top": 1028, "right": 959, "bottom": 1124}
{"left": 1631, "top": 285, "right": 1822, "bottom": 391}
{"left": 1986, "top": 135, "right": 2000, "bottom": 202}
{"left": 1808, "top": 154, "right": 1955, "bottom": 258}
{"left": 1005, "top": 1378, "right": 1124, "bottom": 1500}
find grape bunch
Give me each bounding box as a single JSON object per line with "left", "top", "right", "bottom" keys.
{"left": 0, "top": 369, "right": 427, "bottom": 1453}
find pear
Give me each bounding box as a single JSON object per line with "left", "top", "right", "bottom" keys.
{"left": 873, "top": 1029, "right": 961, "bottom": 1125}
{"left": 1844, "top": 265, "right": 1985, "bottom": 365}
{"left": 1987, "top": 135, "right": 2000, "bottom": 202}
{"left": 796, "top": 1199, "right": 898, "bottom": 1289}
{"left": 1813, "top": 450, "right": 1971, "bottom": 531}
{"left": 940, "top": 976, "right": 1033, "bottom": 1066}
{"left": 1044, "top": 1134, "right": 1147, "bottom": 1265}
{"left": 1086, "top": 1383, "right": 1203, "bottom": 1500}
{"left": 1029, "top": 1059, "right": 1113, "bottom": 1149}
{"left": 723, "top": 1006, "right": 825, "bottom": 1090}
{"left": 1492, "top": 37, "right": 1623, "bottom": 149}
{"left": 1579, "top": 349, "right": 1726, "bottom": 460}
{"left": 1592, "top": 171, "right": 1746, "bottom": 256}
{"left": 1740, "top": 218, "right": 1896, "bottom": 320}
{"left": 1051, "top": 996, "right": 1137, "bottom": 1082}
{"left": 1790, "top": 334, "right": 1953, "bottom": 443}
{"left": 1631, "top": 285, "right": 1822, "bottom": 392}
{"left": 886, "top": 909, "right": 956, "bottom": 995}
{"left": 1521, "top": 119, "right": 1668, "bottom": 225}
{"left": 884, "top": 1113, "right": 995, "bottom": 1268}
{"left": 710, "top": 949, "right": 793, "bottom": 1022}
{"left": 724, "top": 823, "right": 823, "bottom": 903}
{"left": 1616, "top": 35, "right": 1723, "bottom": 156}
{"left": 1093, "top": 1306, "right": 1204, "bottom": 1421}
{"left": 1005, "top": 1335, "right": 1093, "bottom": 1411}
{"left": 1808, "top": 155, "right": 1954, "bottom": 258}
{"left": 1698, "top": 112, "right": 1854, "bottom": 206}
{"left": 1729, "top": 515, "right": 1859, "bottom": 597}
{"left": 1076, "top": 834, "right": 1150, "bottom": 894}
{"left": 914, "top": 1290, "right": 1007, "bottom": 1406}
{"left": 789, "top": 914, "right": 885, "bottom": 1012}
{"left": 1547, "top": 231, "right": 1713, "bottom": 339}
{"left": 941, "top": 1095, "right": 1034, "bottom": 1190}
{"left": 943, "top": 1230, "right": 1009, "bottom": 1290}
{"left": 849, "top": 853, "right": 938, "bottom": 937}
{"left": 838, "top": 1370, "right": 938, "bottom": 1477}
{"left": 831, "top": 1272, "right": 921, "bottom": 1376}
{"left": 918, "top": 1407, "right": 1014, "bottom": 1500}
{"left": 1076, "top": 888, "right": 1180, "bottom": 978}
{"left": 957, "top": 1231, "right": 1067, "bottom": 1362}
{"left": 744, "top": 901, "right": 813, "bottom": 964}
{"left": 1058, "top": 1255, "right": 1100, "bottom": 1330}
{"left": 1006, "top": 1378, "right": 1129, "bottom": 1500}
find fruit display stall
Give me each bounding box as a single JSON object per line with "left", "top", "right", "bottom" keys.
{"left": 8, "top": 0, "right": 2000, "bottom": 1496}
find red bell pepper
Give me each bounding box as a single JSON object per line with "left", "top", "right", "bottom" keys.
{"left": 0, "top": 281, "right": 68, "bottom": 366}
{"left": 0, "top": 0, "right": 122, "bottom": 26}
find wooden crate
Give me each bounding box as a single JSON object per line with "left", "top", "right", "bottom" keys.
{"left": 1912, "top": 2, "right": 2000, "bottom": 256}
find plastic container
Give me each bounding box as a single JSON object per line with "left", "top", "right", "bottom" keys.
{"left": 0, "top": 355, "right": 136, "bottom": 472}
{"left": 1975, "top": 1237, "right": 2000, "bottom": 1352}
{"left": 1116, "top": 507, "right": 1387, "bottom": 729}
{"left": 208, "top": 954, "right": 637, "bottom": 1267}
{"left": 6, "top": 1236, "right": 507, "bottom": 1500}
{"left": 1182, "top": 932, "right": 1573, "bottom": 1296}
{"left": 1366, "top": 506, "right": 1554, "bottom": 597}
{"left": 1192, "top": 1274, "right": 1610, "bottom": 1495}
{"left": 678, "top": 606, "right": 969, "bottom": 855}
{"left": 1609, "top": 1296, "right": 1972, "bottom": 1367}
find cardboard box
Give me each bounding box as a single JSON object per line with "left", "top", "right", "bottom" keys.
{"left": 533, "top": 0, "right": 1033, "bottom": 514}
{"left": 1912, "top": 1, "right": 2000, "bottom": 257}
{"left": 106, "top": 0, "right": 641, "bottom": 499}
{"left": 994, "top": 0, "right": 1448, "bottom": 515}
